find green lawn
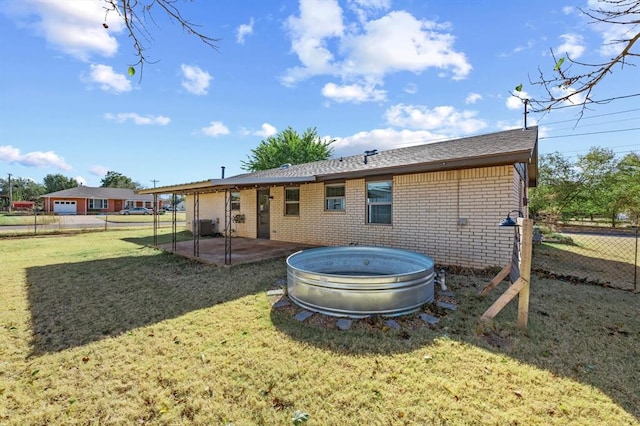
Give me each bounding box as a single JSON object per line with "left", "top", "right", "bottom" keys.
{"left": 1, "top": 229, "right": 638, "bottom": 425}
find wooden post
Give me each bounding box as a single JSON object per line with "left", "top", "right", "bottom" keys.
{"left": 480, "top": 217, "right": 534, "bottom": 328}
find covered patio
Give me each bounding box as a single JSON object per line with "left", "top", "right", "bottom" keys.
{"left": 156, "top": 236, "right": 317, "bottom": 266}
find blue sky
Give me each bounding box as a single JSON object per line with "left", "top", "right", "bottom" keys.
{"left": 1, "top": 0, "right": 638, "bottom": 188}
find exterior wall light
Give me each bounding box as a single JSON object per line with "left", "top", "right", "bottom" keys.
{"left": 498, "top": 210, "right": 524, "bottom": 227}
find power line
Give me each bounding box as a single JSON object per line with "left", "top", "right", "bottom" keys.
{"left": 547, "top": 117, "right": 640, "bottom": 133}
{"left": 553, "top": 143, "right": 640, "bottom": 154}
{"left": 539, "top": 127, "right": 640, "bottom": 140}
{"left": 532, "top": 92, "right": 640, "bottom": 112}
{"left": 537, "top": 108, "right": 640, "bottom": 126}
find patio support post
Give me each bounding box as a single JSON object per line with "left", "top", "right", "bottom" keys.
{"left": 153, "top": 193, "right": 158, "bottom": 246}
{"left": 193, "top": 191, "right": 200, "bottom": 257}
{"left": 224, "top": 188, "right": 232, "bottom": 265}
{"left": 171, "top": 192, "right": 177, "bottom": 252}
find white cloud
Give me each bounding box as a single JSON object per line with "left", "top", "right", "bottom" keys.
{"left": 84, "top": 64, "right": 132, "bottom": 94}
{"left": 385, "top": 103, "right": 487, "bottom": 134}
{"left": 510, "top": 40, "right": 535, "bottom": 54}
{"left": 0, "top": 145, "right": 72, "bottom": 170}
{"left": 495, "top": 120, "right": 524, "bottom": 131}
{"left": 331, "top": 127, "right": 447, "bottom": 154}
{"left": 236, "top": 18, "right": 254, "bottom": 44}
{"left": 181, "top": 64, "right": 212, "bottom": 95}
{"left": 496, "top": 120, "right": 546, "bottom": 137}
{"left": 89, "top": 166, "right": 109, "bottom": 177}
{"left": 342, "top": 11, "right": 471, "bottom": 80}
{"left": 321, "top": 82, "right": 386, "bottom": 103}
{"left": 282, "top": 3, "right": 472, "bottom": 88}
{"left": 585, "top": 0, "right": 636, "bottom": 57}
{"left": 347, "top": 0, "right": 391, "bottom": 23}
{"left": 403, "top": 83, "right": 417, "bottom": 94}
{"left": 506, "top": 90, "right": 531, "bottom": 110}
{"left": 75, "top": 176, "right": 87, "bottom": 186}
{"left": 104, "top": 112, "right": 170, "bottom": 125}
{"left": 465, "top": 93, "right": 482, "bottom": 104}
{"left": 349, "top": 0, "right": 391, "bottom": 10}
{"left": 4, "top": 1, "right": 122, "bottom": 61}
{"left": 282, "top": 0, "right": 344, "bottom": 85}
{"left": 550, "top": 85, "right": 586, "bottom": 107}
{"left": 253, "top": 123, "right": 277, "bottom": 137}
{"left": 557, "top": 33, "right": 585, "bottom": 59}
{"left": 201, "top": 121, "right": 230, "bottom": 137}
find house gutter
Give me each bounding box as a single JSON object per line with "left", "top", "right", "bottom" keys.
{"left": 315, "top": 150, "right": 536, "bottom": 184}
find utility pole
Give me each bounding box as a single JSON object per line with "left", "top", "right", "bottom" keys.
{"left": 151, "top": 179, "right": 159, "bottom": 188}
{"left": 7, "top": 173, "right": 12, "bottom": 213}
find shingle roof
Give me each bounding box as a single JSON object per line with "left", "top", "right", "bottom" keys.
{"left": 41, "top": 186, "right": 155, "bottom": 201}
{"left": 141, "top": 126, "right": 538, "bottom": 194}
{"left": 213, "top": 126, "right": 538, "bottom": 183}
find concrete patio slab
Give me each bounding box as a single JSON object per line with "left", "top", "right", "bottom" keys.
{"left": 157, "top": 237, "right": 317, "bottom": 266}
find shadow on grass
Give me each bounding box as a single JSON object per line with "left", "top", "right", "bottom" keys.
{"left": 269, "top": 305, "right": 444, "bottom": 356}
{"left": 270, "top": 273, "right": 640, "bottom": 420}
{"left": 25, "top": 251, "right": 281, "bottom": 356}
{"left": 451, "top": 275, "right": 640, "bottom": 420}
{"left": 122, "top": 230, "right": 193, "bottom": 247}
{"left": 533, "top": 242, "right": 637, "bottom": 291}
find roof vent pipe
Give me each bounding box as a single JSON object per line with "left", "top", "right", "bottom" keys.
{"left": 363, "top": 149, "right": 378, "bottom": 164}
{"left": 221, "top": 166, "right": 225, "bottom": 179}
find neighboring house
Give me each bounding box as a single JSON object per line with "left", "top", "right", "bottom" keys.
{"left": 41, "top": 187, "right": 161, "bottom": 215}
{"left": 11, "top": 201, "right": 36, "bottom": 211}
{"left": 141, "top": 127, "right": 538, "bottom": 269}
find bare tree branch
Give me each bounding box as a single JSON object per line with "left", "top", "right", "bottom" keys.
{"left": 102, "top": 0, "right": 221, "bottom": 77}
{"left": 529, "top": 0, "right": 639, "bottom": 116}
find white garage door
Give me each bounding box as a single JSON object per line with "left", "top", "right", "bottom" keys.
{"left": 53, "top": 200, "right": 77, "bottom": 215}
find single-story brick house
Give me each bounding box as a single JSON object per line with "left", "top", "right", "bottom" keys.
{"left": 41, "top": 187, "right": 162, "bottom": 215}
{"left": 141, "top": 127, "right": 538, "bottom": 269}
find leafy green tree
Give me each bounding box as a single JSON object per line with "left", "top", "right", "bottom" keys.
{"left": 612, "top": 152, "right": 640, "bottom": 224}
{"left": 531, "top": 148, "right": 639, "bottom": 227}
{"left": 166, "top": 194, "right": 185, "bottom": 208}
{"left": 574, "top": 148, "right": 617, "bottom": 224}
{"left": 0, "top": 177, "right": 45, "bottom": 202}
{"left": 241, "top": 127, "right": 334, "bottom": 172}
{"left": 100, "top": 171, "right": 142, "bottom": 190}
{"left": 43, "top": 174, "right": 79, "bottom": 193}
{"left": 530, "top": 152, "right": 581, "bottom": 221}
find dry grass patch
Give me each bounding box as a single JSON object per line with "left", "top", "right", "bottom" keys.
{"left": 533, "top": 233, "right": 637, "bottom": 290}
{"left": 1, "top": 229, "right": 639, "bottom": 425}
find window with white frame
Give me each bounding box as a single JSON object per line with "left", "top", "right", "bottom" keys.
{"left": 325, "top": 184, "right": 345, "bottom": 211}
{"left": 366, "top": 181, "right": 392, "bottom": 224}
{"left": 230, "top": 191, "right": 240, "bottom": 210}
{"left": 89, "top": 198, "right": 108, "bottom": 209}
{"left": 285, "top": 187, "right": 300, "bottom": 216}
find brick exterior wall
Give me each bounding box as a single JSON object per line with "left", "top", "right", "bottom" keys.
{"left": 185, "top": 164, "right": 525, "bottom": 269}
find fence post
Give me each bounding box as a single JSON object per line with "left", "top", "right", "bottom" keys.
{"left": 634, "top": 225, "right": 638, "bottom": 293}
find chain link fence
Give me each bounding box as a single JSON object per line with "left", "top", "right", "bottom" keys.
{"left": 0, "top": 212, "right": 185, "bottom": 235}
{"left": 532, "top": 220, "right": 639, "bottom": 292}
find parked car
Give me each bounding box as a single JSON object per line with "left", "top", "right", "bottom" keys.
{"left": 119, "top": 207, "right": 153, "bottom": 215}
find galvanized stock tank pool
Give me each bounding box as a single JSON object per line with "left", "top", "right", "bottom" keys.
{"left": 286, "top": 246, "right": 435, "bottom": 318}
